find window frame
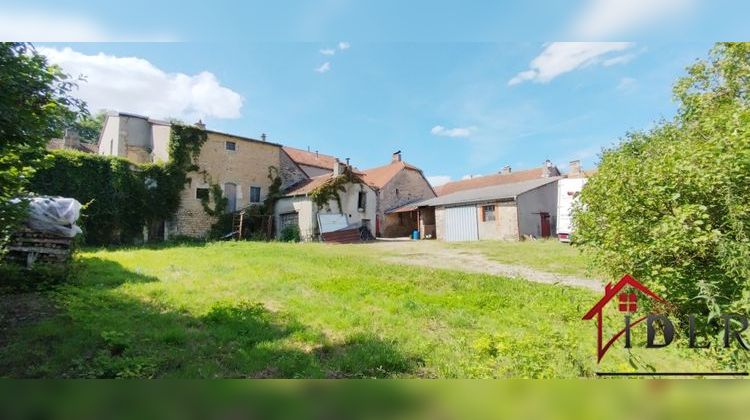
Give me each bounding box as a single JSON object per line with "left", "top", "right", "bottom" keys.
{"left": 196, "top": 187, "right": 210, "bottom": 200}
{"left": 481, "top": 205, "right": 496, "bottom": 222}
{"left": 249, "top": 186, "right": 261, "bottom": 203}
{"left": 225, "top": 141, "right": 237, "bottom": 151}
{"left": 357, "top": 191, "right": 367, "bottom": 212}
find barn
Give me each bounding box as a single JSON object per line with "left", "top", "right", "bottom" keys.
{"left": 415, "top": 177, "right": 562, "bottom": 241}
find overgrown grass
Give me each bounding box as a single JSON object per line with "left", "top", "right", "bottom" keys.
{"left": 447, "top": 239, "right": 602, "bottom": 278}
{"left": 0, "top": 242, "right": 713, "bottom": 378}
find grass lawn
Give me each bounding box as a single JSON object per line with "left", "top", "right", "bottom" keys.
{"left": 447, "top": 239, "right": 602, "bottom": 278}
{"left": 0, "top": 242, "right": 714, "bottom": 378}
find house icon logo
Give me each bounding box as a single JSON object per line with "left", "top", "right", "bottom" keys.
{"left": 582, "top": 274, "right": 667, "bottom": 362}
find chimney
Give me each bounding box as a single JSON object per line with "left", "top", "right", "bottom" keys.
{"left": 345, "top": 157, "right": 350, "bottom": 166}
{"left": 542, "top": 159, "right": 554, "bottom": 178}
{"left": 500, "top": 165, "right": 511, "bottom": 174}
{"left": 392, "top": 150, "right": 402, "bottom": 163}
{"left": 569, "top": 160, "right": 581, "bottom": 177}
{"left": 315, "top": 150, "right": 319, "bottom": 158}
{"left": 333, "top": 158, "right": 341, "bottom": 176}
{"left": 261, "top": 133, "right": 267, "bottom": 142}
{"left": 63, "top": 128, "right": 80, "bottom": 149}
{"left": 194, "top": 120, "right": 206, "bottom": 130}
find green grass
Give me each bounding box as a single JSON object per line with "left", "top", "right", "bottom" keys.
{"left": 447, "top": 239, "right": 602, "bottom": 278}
{"left": 0, "top": 241, "right": 713, "bottom": 378}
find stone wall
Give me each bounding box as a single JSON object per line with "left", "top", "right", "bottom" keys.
{"left": 377, "top": 168, "right": 435, "bottom": 237}
{"left": 171, "top": 132, "right": 291, "bottom": 238}
{"left": 279, "top": 150, "right": 309, "bottom": 190}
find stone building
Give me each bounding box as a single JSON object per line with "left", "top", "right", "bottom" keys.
{"left": 96, "top": 112, "right": 307, "bottom": 239}
{"left": 360, "top": 151, "right": 436, "bottom": 237}
{"left": 410, "top": 161, "right": 564, "bottom": 241}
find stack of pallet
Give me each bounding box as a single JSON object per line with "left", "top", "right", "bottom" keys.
{"left": 5, "top": 228, "right": 73, "bottom": 268}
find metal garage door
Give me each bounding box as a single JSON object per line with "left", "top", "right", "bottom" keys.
{"left": 444, "top": 206, "right": 479, "bottom": 241}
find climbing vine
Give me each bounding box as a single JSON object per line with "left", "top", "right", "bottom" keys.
{"left": 309, "top": 166, "right": 364, "bottom": 211}
{"left": 199, "top": 184, "right": 228, "bottom": 217}
{"left": 28, "top": 124, "right": 209, "bottom": 245}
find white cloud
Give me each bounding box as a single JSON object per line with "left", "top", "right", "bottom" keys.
{"left": 0, "top": 9, "right": 174, "bottom": 41}
{"left": 314, "top": 62, "right": 331, "bottom": 73}
{"left": 571, "top": 0, "right": 695, "bottom": 39}
{"left": 602, "top": 53, "right": 636, "bottom": 66}
{"left": 508, "top": 42, "right": 634, "bottom": 85}
{"left": 426, "top": 175, "right": 452, "bottom": 187}
{"left": 338, "top": 41, "right": 350, "bottom": 50}
{"left": 320, "top": 48, "right": 336, "bottom": 56}
{"left": 39, "top": 47, "right": 242, "bottom": 121}
{"left": 431, "top": 125, "right": 476, "bottom": 138}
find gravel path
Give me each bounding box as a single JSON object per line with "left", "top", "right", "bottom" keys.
{"left": 370, "top": 241, "right": 602, "bottom": 292}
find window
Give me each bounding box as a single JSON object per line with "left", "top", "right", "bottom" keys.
{"left": 249, "top": 186, "right": 261, "bottom": 203}
{"left": 224, "top": 183, "right": 237, "bottom": 213}
{"left": 225, "top": 141, "right": 236, "bottom": 151}
{"left": 280, "top": 212, "right": 299, "bottom": 229}
{"left": 619, "top": 293, "right": 637, "bottom": 313}
{"left": 196, "top": 187, "right": 209, "bottom": 200}
{"left": 357, "top": 191, "right": 367, "bottom": 211}
{"left": 482, "top": 205, "right": 496, "bottom": 222}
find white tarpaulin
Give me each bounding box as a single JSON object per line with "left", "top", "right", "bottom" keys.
{"left": 318, "top": 213, "right": 348, "bottom": 234}
{"left": 23, "top": 196, "right": 83, "bottom": 237}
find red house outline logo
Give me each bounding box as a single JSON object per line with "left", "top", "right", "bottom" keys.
{"left": 582, "top": 274, "right": 667, "bottom": 362}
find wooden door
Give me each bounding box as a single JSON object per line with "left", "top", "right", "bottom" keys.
{"left": 540, "top": 212, "right": 551, "bottom": 238}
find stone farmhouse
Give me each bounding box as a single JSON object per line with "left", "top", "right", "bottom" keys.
{"left": 360, "top": 151, "right": 436, "bottom": 238}
{"left": 95, "top": 112, "right": 307, "bottom": 239}
{"left": 85, "top": 110, "right": 579, "bottom": 243}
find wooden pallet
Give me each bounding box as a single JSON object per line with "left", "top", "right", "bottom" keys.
{"left": 5, "top": 228, "right": 73, "bottom": 268}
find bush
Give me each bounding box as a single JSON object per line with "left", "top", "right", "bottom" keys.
{"left": 28, "top": 125, "right": 208, "bottom": 246}
{"left": 0, "top": 262, "right": 72, "bottom": 292}
{"left": 574, "top": 43, "right": 750, "bottom": 319}
{"left": 279, "top": 225, "right": 301, "bottom": 242}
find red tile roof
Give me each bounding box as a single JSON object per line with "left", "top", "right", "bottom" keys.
{"left": 283, "top": 174, "right": 333, "bottom": 196}
{"left": 360, "top": 161, "right": 422, "bottom": 189}
{"left": 282, "top": 146, "right": 338, "bottom": 171}
{"left": 434, "top": 166, "right": 560, "bottom": 196}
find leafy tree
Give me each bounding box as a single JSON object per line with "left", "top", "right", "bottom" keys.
{"left": 574, "top": 43, "right": 750, "bottom": 322}
{"left": 0, "top": 42, "right": 86, "bottom": 250}
{"left": 73, "top": 110, "right": 107, "bottom": 143}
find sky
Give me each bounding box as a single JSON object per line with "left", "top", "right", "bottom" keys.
{"left": 2, "top": 1, "right": 748, "bottom": 186}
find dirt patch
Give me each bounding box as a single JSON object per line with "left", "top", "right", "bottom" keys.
{"left": 0, "top": 292, "right": 57, "bottom": 348}
{"left": 370, "top": 241, "right": 602, "bottom": 292}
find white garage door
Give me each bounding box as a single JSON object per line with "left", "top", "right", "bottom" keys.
{"left": 444, "top": 206, "right": 479, "bottom": 242}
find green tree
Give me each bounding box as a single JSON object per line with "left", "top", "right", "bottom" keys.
{"left": 574, "top": 43, "right": 750, "bottom": 322}
{"left": 73, "top": 110, "right": 107, "bottom": 143}
{"left": 0, "top": 42, "right": 85, "bottom": 249}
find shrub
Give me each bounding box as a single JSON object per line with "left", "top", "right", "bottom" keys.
{"left": 574, "top": 43, "right": 750, "bottom": 319}
{"left": 28, "top": 125, "right": 208, "bottom": 245}
{"left": 280, "top": 225, "right": 301, "bottom": 242}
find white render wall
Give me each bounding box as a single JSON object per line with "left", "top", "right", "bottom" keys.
{"left": 275, "top": 182, "right": 377, "bottom": 241}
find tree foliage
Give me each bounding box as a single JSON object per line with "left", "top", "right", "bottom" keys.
{"left": 574, "top": 43, "right": 750, "bottom": 320}
{"left": 0, "top": 42, "right": 85, "bottom": 249}
{"left": 72, "top": 110, "right": 107, "bottom": 143}
{"left": 29, "top": 125, "right": 208, "bottom": 245}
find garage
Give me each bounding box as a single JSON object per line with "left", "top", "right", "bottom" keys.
{"left": 444, "top": 205, "right": 479, "bottom": 241}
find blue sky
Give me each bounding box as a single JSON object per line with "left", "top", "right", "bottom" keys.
{"left": 3, "top": 1, "right": 748, "bottom": 185}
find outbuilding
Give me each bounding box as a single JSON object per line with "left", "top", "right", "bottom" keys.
{"left": 416, "top": 176, "right": 562, "bottom": 242}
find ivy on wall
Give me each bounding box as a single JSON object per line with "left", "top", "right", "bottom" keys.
{"left": 29, "top": 124, "right": 208, "bottom": 245}
{"left": 309, "top": 166, "right": 364, "bottom": 211}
